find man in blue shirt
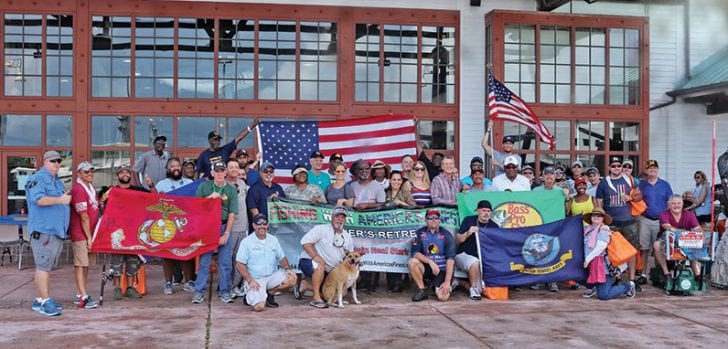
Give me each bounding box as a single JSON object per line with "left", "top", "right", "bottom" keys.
{"left": 196, "top": 119, "right": 259, "bottom": 179}
{"left": 637, "top": 159, "right": 673, "bottom": 282}
{"left": 26, "top": 150, "right": 71, "bottom": 316}
{"left": 246, "top": 162, "right": 286, "bottom": 218}
{"left": 236, "top": 214, "right": 296, "bottom": 312}
{"left": 408, "top": 209, "right": 456, "bottom": 302}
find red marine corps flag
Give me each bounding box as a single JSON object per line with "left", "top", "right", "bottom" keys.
{"left": 488, "top": 69, "right": 556, "bottom": 150}
{"left": 91, "top": 188, "right": 221, "bottom": 260}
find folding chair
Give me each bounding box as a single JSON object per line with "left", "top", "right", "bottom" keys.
{"left": 0, "top": 223, "right": 24, "bottom": 270}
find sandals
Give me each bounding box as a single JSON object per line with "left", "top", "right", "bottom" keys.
{"left": 308, "top": 300, "right": 329, "bottom": 309}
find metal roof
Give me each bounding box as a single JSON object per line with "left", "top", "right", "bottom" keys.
{"left": 669, "top": 46, "right": 728, "bottom": 96}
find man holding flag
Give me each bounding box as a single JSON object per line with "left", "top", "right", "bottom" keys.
{"left": 456, "top": 200, "right": 499, "bottom": 300}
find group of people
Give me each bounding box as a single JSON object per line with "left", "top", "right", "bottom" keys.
{"left": 24, "top": 119, "right": 714, "bottom": 316}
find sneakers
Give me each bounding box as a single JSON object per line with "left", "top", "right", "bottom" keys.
{"left": 581, "top": 287, "right": 597, "bottom": 298}
{"left": 183, "top": 281, "right": 196, "bottom": 293}
{"left": 164, "top": 282, "right": 173, "bottom": 295}
{"left": 451, "top": 279, "right": 460, "bottom": 292}
{"left": 265, "top": 294, "right": 279, "bottom": 308}
{"left": 31, "top": 299, "right": 42, "bottom": 311}
{"left": 626, "top": 281, "right": 636, "bottom": 299}
{"left": 548, "top": 282, "right": 559, "bottom": 292}
{"left": 113, "top": 288, "right": 123, "bottom": 300}
{"left": 633, "top": 282, "right": 642, "bottom": 293}
{"left": 46, "top": 298, "right": 63, "bottom": 310}
{"left": 636, "top": 274, "right": 648, "bottom": 285}
{"left": 126, "top": 287, "right": 142, "bottom": 299}
{"left": 412, "top": 288, "right": 428, "bottom": 302}
{"left": 219, "top": 292, "right": 234, "bottom": 304}
{"left": 192, "top": 292, "right": 205, "bottom": 304}
{"left": 469, "top": 286, "right": 482, "bottom": 300}
{"left": 38, "top": 299, "right": 62, "bottom": 316}
{"left": 232, "top": 286, "right": 246, "bottom": 298}
{"left": 529, "top": 283, "right": 543, "bottom": 290}
{"left": 76, "top": 295, "right": 98, "bottom": 309}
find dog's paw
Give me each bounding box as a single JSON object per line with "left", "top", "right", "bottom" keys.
{"left": 337, "top": 304, "right": 345, "bottom": 309}
{"left": 342, "top": 300, "right": 349, "bottom": 305}
{"left": 354, "top": 300, "right": 362, "bottom": 305}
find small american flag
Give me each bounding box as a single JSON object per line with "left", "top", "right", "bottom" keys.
{"left": 488, "top": 70, "right": 556, "bottom": 150}
{"left": 257, "top": 114, "right": 417, "bottom": 184}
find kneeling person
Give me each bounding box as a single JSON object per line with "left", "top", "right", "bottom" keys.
{"left": 236, "top": 214, "right": 296, "bottom": 311}
{"left": 408, "top": 209, "right": 456, "bottom": 302}
{"left": 456, "top": 200, "right": 499, "bottom": 300}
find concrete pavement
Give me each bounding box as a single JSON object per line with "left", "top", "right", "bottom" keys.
{"left": 1, "top": 260, "right": 727, "bottom": 349}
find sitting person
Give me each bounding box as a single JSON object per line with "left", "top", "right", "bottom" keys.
{"left": 298, "top": 206, "right": 353, "bottom": 309}
{"left": 456, "top": 200, "right": 499, "bottom": 300}
{"left": 408, "top": 209, "right": 456, "bottom": 302}
{"left": 583, "top": 208, "right": 636, "bottom": 300}
{"left": 235, "top": 214, "right": 296, "bottom": 312}
{"left": 653, "top": 194, "right": 704, "bottom": 285}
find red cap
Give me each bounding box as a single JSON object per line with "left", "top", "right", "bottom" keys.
{"left": 426, "top": 209, "right": 441, "bottom": 217}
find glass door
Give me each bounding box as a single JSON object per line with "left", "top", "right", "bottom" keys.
{"left": 2, "top": 152, "right": 39, "bottom": 215}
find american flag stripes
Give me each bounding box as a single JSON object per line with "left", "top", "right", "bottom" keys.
{"left": 488, "top": 70, "right": 556, "bottom": 150}
{"left": 257, "top": 114, "right": 417, "bottom": 184}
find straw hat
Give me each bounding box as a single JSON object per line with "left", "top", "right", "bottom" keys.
{"left": 583, "top": 207, "right": 612, "bottom": 225}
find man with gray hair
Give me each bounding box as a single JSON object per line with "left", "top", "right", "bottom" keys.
{"left": 431, "top": 155, "right": 462, "bottom": 206}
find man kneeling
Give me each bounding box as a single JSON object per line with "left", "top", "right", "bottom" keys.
{"left": 408, "top": 209, "right": 456, "bottom": 302}
{"left": 235, "top": 214, "right": 296, "bottom": 311}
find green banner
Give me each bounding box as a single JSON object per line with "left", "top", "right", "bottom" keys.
{"left": 457, "top": 191, "right": 565, "bottom": 227}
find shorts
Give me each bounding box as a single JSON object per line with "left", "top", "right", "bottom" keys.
{"left": 611, "top": 221, "right": 639, "bottom": 250}
{"left": 638, "top": 216, "right": 660, "bottom": 250}
{"left": 299, "top": 258, "right": 330, "bottom": 279}
{"left": 244, "top": 270, "right": 287, "bottom": 306}
{"left": 422, "top": 263, "right": 446, "bottom": 288}
{"left": 72, "top": 240, "right": 97, "bottom": 267}
{"left": 109, "top": 254, "right": 141, "bottom": 276}
{"left": 454, "top": 252, "right": 479, "bottom": 272}
{"left": 30, "top": 233, "right": 63, "bottom": 272}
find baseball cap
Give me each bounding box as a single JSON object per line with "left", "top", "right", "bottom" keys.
{"left": 116, "top": 165, "right": 132, "bottom": 175}
{"left": 212, "top": 161, "right": 226, "bottom": 171}
{"left": 76, "top": 161, "right": 95, "bottom": 172}
{"left": 470, "top": 156, "right": 484, "bottom": 164}
{"left": 521, "top": 165, "right": 535, "bottom": 174}
{"left": 208, "top": 130, "right": 222, "bottom": 140}
{"left": 586, "top": 167, "right": 599, "bottom": 175}
{"left": 310, "top": 151, "right": 324, "bottom": 159}
{"left": 646, "top": 159, "right": 659, "bottom": 168}
{"left": 542, "top": 166, "right": 555, "bottom": 175}
{"left": 153, "top": 135, "right": 167, "bottom": 143}
{"left": 503, "top": 155, "right": 519, "bottom": 167}
{"left": 291, "top": 164, "right": 308, "bottom": 176}
{"left": 332, "top": 206, "right": 348, "bottom": 217}
{"left": 571, "top": 160, "right": 583, "bottom": 168}
{"left": 622, "top": 159, "right": 634, "bottom": 167}
{"left": 477, "top": 200, "right": 492, "bottom": 210}
{"left": 609, "top": 156, "right": 622, "bottom": 165}
{"left": 426, "top": 209, "right": 441, "bottom": 218}
{"left": 235, "top": 149, "right": 249, "bottom": 158}
{"left": 251, "top": 214, "right": 268, "bottom": 225}
{"left": 502, "top": 135, "right": 516, "bottom": 144}
{"left": 182, "top": 159, "right": 196, "bottom": 167}
{"left": 329, "top": 153, "right": 344, "bottom": 162}
{"left": 574, "top": 177, "right": 588, "bottom": 186}
{"left": 372, "top": 160, "right": 387, "bottom": 169}
{"left": 260, "top": 162, "right": 275, "bottom": 171}
{"left": 43, "top": 150, "right": 61, "bottom": 161}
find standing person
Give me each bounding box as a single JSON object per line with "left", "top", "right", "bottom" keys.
{"left": 482, "top": 119, "right": 521, "bottom": 176}
{"left": 155, "top": 157, "right": 193, "bottom": 194}
{"left": 431, "top": 155, "right": 462, "bottom": 206}
{"left": 133, "top": 135, "right": 169, "bottom": 190}
{"left": 195, "top": 119, "right": 258, "bottom": 179}
{"left": 408, "top": 209, "right": 456, "bottom": 302}
{"left": 325, "top": 162, "right": 350, "bottom": 206}
{"left": 345, "top": 159, "right": 386, "bottom": 211}
{"left": 285, "top": 165, "right": 326, "bottom": 204}
{"left": 520, "top": 165, "right": 537, "bottom": 189}
{"left": 400, "top": 154, "right": 416, "bottom": 180}
{"left": 246, "top": 162, "right": 285, "bottom": 218}
{"left": 385, "top": 171, "right": 415, "bottom": 209}
{"left": 27, "top": 151, "right": 71, "bottom": 316}
{"left": 595, "top": 156, "right": 641, "bottom": 289}
{"left": 464, "top": 168, "right": 495, "bottom": 193}
{"left": 567, "top": 177, "right": 596, "bottom": 218}
{"left": 225, "top": 159, "right": 249, "bottom": 298}
{"left": 308, "top": 151, "right": 331, "bottom": 192}
{"left": 371, "top": 160, "right": 390, "bottom": 191}
{"left": 637, "top": 159, "right": 673, "bottom": 285}
{"left": 622, "top": 160, "right": 639, "bottom": 185}
{"left": 69, "top": 161, "right": 100, "bottom": 309}
{"left": 461, "top": 156, "right": 492, "bottom": 188}
{"left": 686, "top": 171, "right": 711, "bottom": 224}
{"left": 298, "top": 206, "right": 353, "bottom": 309}
{"left": 585, "top": 167, "right": 601, "bottom": 197}
{"left": 192, "top": 161, "right": 238, "bottom": 304}
{"left": 410, "top": 161, "right": 433, "bottom": 208}
{"left": 583, "top": 208, "right": 636, "bottom": 300}
{"left": 235, "top": 149, "right": 259, "bottom": 186}
{"left": 492, "top": 156, "right": 531, "bottom": 192}
{"left": 327, "top": 153, "right": 344, "bottom": 180}
{"left": 100, "top": 166, "right": 153, "bottom": 300}
{"left": 456, "top": 200, "right": 499, "bottom": 300}
{"left": 236, "top": 214, "right": 296, "bottom": 311}
{"left": 182, "top": 160, "right": 196, "bottom": 180}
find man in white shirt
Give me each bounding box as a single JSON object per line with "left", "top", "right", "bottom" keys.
{"left": 492, "top": 156, "right": 531, "bottom": 192}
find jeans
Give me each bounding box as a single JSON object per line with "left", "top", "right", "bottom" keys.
{"left": 195, "top": 224, "right": 233, "bottom": 294}
{"left": 595, "top": 276, "right": 630, "bottom": 300}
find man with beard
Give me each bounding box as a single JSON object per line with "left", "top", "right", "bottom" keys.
{"left": 154, "top": 157, "right": 196, "bottom": 295}
{"left": 133, "top": 135, "right": 169, "bottom": 190}
{"left": 345, "top": 159, "right": 385, "bottom": 211}
{"left": 235, "top": 149, "right": 259, "bottom": 186}
{"left": 195, "top": 119, "right": 259, "bottom": 179}
{"left": 482, "top": 119, "right": 521, "bottom": 176}
{"left": 99, "top": 166, "right": 155, "bottom": 301}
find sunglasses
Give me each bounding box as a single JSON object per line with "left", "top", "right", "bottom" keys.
{"left": 359, "top": 167, "right": 371, "bottom": 171}
{"left": 426, "top": 215, "right": 440, "bottom": 220}
{"left": 82, "top": 169, "right": 95, "bottom": 174}
{"left": 49, "top": 159, "right": 62, "bottom": 164}
{"left": 262, "top": 169, "right": 274, "bottom": 174}
{"left": 335, "top": 170, "right": 346, "bottom": 173}
{"left": 695, "top": 176, "right": 702, "bottom": 180}
{"left": 504, "top": 165, "right": 517, "bottom": 169}
{"left": 610, "top": 164, "right": 622, "bottom": 168}
{"left": 413, "top": 167, "right": 425, "bottom": 171}
{"left": 554, "top": 170, "right": 564, "bottom": 174}
{"left": 622, "top": 165, "right": 632, "bottom": 169}
{"left": 522, "top": 171, "right": 533, "bottom": 175}
{"left": 253, "top": 220, "right": 268, "bottom": 226}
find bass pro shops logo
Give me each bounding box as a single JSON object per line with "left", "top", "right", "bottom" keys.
{"left": 490, "top": 202, "right": 543, "bottom": 228}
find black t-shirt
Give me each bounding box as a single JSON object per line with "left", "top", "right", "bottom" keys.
{"left": 457, "top": 215, "right": 500, "bottom": 256}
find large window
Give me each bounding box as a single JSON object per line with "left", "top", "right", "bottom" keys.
{"left": 218, "top": 19, "right": 255, "bottom": 100}
{"left": 299, "top": 22, "right": 337, "bottom": 101}
{"left": 91, "top": 16, "right": 131, "bottom": 97}
{"left": 539, "top": 26, "right": 570, "bottom": 104}
{"left": 135, "top": 17, "right": 174, "bottom": 98}
{"left": 504, "top": 24, "right": 536, "bottom": 102}
{"left": 258, "top": 20, "right": 296, "bottom": 100}
{"left": 608, "top": 28, "right": 640, "bottom": 105}
{"left": 178, "top": 18, "right": 215, "bottom": 98}
{"left": 575, "top": 27, "right": 605, "bottom": 104}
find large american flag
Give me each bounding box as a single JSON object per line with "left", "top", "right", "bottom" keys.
{"left": 257, "top": 114, "right": 417, "bottom": 184}
{"left": 488, "top": 70, "right": 556, "bottom": 150}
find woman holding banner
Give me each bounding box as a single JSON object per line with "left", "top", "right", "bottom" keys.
{"left": 325, "top": 163, "right": 350, "bottom": 206}
{"left": 583, "top": 208, "right": 636, "bottom": 300}
{"left": 386, "top": 171, "right": 415, "bottom": 209}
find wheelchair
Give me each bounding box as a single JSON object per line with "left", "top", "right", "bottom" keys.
{"left": 649, "top": 230, "right": 717, "bottom": 296}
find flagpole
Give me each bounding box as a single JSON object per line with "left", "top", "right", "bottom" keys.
{"left": 711, "top": 120, "right": 716, "bottom": 233}
{"left": 485, "top": 64, "right": 495, "bottom": 177}
{"left": 474, "top": 224, "right": 485, "bottom": 291}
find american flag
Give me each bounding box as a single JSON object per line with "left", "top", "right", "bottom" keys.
{"left": 488, "top": 70, "right": 556, "bottom": 150}
{"left": 257, "top": 114, "right": 417, "bottom": 184}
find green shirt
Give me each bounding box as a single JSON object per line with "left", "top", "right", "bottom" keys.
{"left": 196, "top": 180, "right": 238, "bottom": 223}
{"left": 307, "top": 170, "right": 331, "bottom": 192}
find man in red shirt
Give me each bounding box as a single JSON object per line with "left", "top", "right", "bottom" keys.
{"left": 70, "top": 161, "right": 100, "bottom": 309}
